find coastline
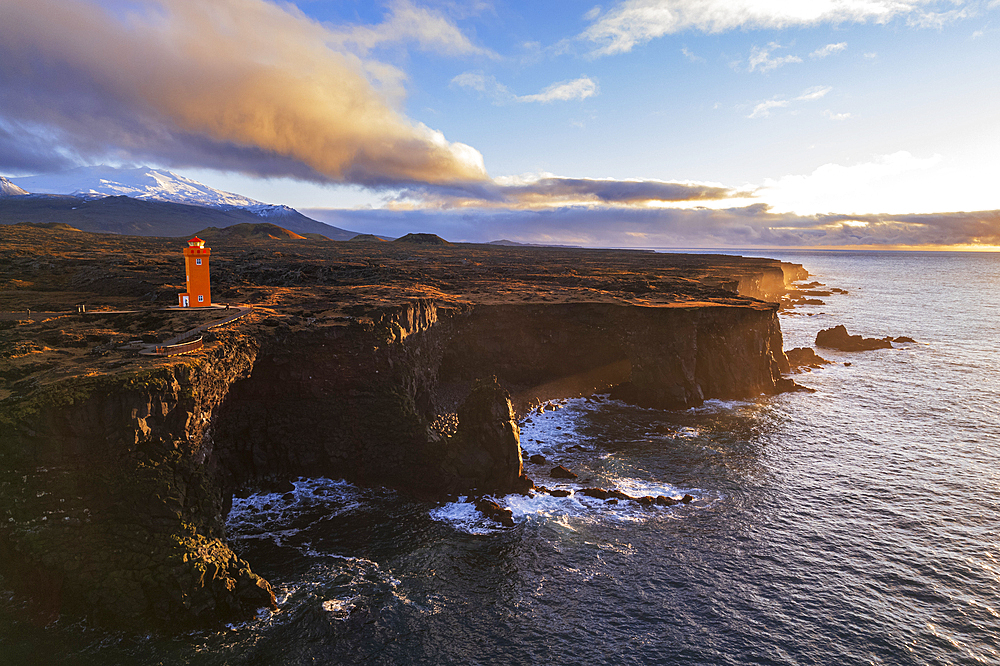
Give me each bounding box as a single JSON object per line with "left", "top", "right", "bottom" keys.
{"left": 0, "top": 225, "right": 806, "bottom": 629}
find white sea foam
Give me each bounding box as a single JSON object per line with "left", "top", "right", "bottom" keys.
{"left": 226, "top": 478, "right": 381, "bottom": 551}
{"left": 518, "top": 397, "right": 592, "bottom": 456}
{"left": 691, "top": 398, "right": 755, "bottom": 413}
{"left": 431, "top": 481, "right": 704, "bottom": 535}
{"left": 428, "top": 499, "right": 504, "bottom": 535}
{"left": 438, "top": 395, "right": 713, "bottom": 535}
{"left": 262, "top": 555, "right": 402, "bottom": 626}
{"left": 613, "top": 477, "right": 690, "bottom": 498}
{"left": 321, "top": 596, "right": 359, "bottom": 619}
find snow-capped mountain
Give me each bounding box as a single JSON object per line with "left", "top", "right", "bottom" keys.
{"left": 4, "top": 165, "right": 360, "bottom": 240}
{"left": 10, "top": 165, "right": 294, "bottom": 218}
{"left": 0, "top": 176, "right": 29, "bottom": 197}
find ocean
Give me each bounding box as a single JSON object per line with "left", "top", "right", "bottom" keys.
{"left": 3, "top": 250, "right": 999, "bottom": 665}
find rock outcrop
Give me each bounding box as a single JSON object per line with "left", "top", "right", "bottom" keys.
{"left": 473, "top": 497, "right": 515, "bottom": 527}
{"left": 438, "top": 377, "right": 530, "bottom": 494}
{"left": 550, "top": 465, "right": 578, "bottom": 479}
{"left": 816, "top": 325, "right": 893, "bottom": 351}
{"left": 786, "top": 347, "right": 833, "bottom": 371}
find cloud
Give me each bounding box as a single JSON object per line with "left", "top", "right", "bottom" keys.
{"left": 823, "top": 110, "right": 853, "bottom": 120}
{"left": 452, "top": 73, "right": 598, "bottom": 103}
{"left": 392, "top": 173, "right": 746, "bottom": 208}
{"left": 748, "top": 42, "right": 802, "bottom": 72}
{"left": 795, "top": 86, "right": 833, "bottom": 101}
{"left": 306, "top": 203, "right": 1000, "bottom": 248}
{"left": 810, "top": 42, "right": 848, "bottom": 58}
{"left": 908, "top": 8, "right": 972, "bottom": 29}
{"left": 326, "top": 0, "right": 495, "bottom": 57}
{"left": 0, "top": 122, "right": 77, "bottom": 173}
{"left": 681, "top": 46, "right": 705, "bottom": 62}
{"left": 582, "top": 0, "right": 942, "bottom": 55}
{"left": 748, "top": 85, "right": 831, "bottom": 118}
{"left": 748, "top": 99, "right": 790, "bottom": 119}
{"left": 759, "top": 151, "right": 944, "bottom": 214}
{"left": 451, "top": 72, "right": 496, "bottom": 94}
{"left": 0, "top": 0, "right": 488, "bottom": 187}
{"left": 747, "top": 86, "right": 833, "bottom": 118}
{"left": 518, "top": 77, "right": 599, "bottom": 103}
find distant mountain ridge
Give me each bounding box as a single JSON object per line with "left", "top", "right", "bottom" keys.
{"left": 12, "top": 165, "right": 269, "bottom": 210}
{"left": 0, "top": 195, "right": 358, "bottom": 239}
{"left": 2, "top": 166, "right": 360, "bottom": 239}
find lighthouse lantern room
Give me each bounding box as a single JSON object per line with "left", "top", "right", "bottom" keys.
{"left": 178, "top": 237, "right": 211, "bottom": 307}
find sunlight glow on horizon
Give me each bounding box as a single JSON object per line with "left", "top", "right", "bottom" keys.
{"left": 2, "top": 0, "right": 998, "bottom": 247}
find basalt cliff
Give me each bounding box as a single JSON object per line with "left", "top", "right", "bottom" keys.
{"left": 0, "top": 225, "right": 806, "bottom": 629}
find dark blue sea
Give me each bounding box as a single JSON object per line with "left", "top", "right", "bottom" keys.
{"left": 4, "top": 250, "right": 1000, "bottom": 665}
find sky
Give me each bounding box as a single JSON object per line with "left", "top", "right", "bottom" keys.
{"left": 1, "top": 0, "right": 999, "bottom": 247}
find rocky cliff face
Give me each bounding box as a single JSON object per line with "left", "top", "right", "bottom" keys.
{"left": 211, "top": 299, "right": 790, "bottom": 493}
{"left": 0, "top": 333, "right": 275, "bottom": 628}
{"left": 0, "top": 291, "right": 794, "bottom": 629}
{"left": 438, "top": 302, "right": 789, "bottom": 410}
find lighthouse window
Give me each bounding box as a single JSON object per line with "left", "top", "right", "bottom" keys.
{"left": 198, "top": 295, "right": 204, "bottom": 302}
{"left": 196, "top": 258, "right": 202, "bottom": 265}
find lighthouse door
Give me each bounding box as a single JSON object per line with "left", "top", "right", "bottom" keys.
{"left": 182, "top": 295, "right": 190, "bottom": 307}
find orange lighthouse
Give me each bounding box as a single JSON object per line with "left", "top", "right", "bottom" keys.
{"left": 178, "top": 237, "right": 211, "bottom": 307}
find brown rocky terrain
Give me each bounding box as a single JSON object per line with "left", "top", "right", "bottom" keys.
{"left": 0, "top": 222, "right": 807, "bottom": 631}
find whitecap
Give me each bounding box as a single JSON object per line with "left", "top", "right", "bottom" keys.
{"left": 691, "top": 398, "right": 755, "bottom": 413}
{"left": 226, "top": 478, "right": 374, "bottom": 550}
{"left": 428, "top": 499, "right": 504, "bottom": 535}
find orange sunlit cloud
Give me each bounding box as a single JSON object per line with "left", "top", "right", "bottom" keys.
{"left": 0, "top": 0, "right": 487, "bottom": 187}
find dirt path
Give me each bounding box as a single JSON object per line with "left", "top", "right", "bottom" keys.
{"left": 158, "top": 306, "right": 253, "bottom": 345}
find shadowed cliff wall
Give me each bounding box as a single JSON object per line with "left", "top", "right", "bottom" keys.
{"left": 212, "top": 300, "right": 790, "bottom": 495}
{"left": 0, "top": 335, "right": 276, "bottom": 629}
{"left": 0, "top": 296, "right": 792, "bottom": 629}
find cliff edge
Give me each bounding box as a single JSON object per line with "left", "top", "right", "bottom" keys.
{"left": 0, "top": 225, "right": 804, "bottom": 629}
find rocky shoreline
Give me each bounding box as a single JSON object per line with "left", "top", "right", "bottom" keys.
{"left": 0, "top": 224, "right": 807, "bottom": 629}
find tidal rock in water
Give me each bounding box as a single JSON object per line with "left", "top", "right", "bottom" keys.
{"left": 550, "top": 489, "right": 572, "bottom": 497}
{"left": 816, "top": 325, "right": 893, "bottom": 351}
{"left": 528, "top": 454, "right": 547, "bottom": 465}
{"left": 655, "top": 495, "right": 679, "bottom": 506}
{"left": 579, "top": 487, "right": 633, "bottom": 501}
{"left": 893, "top": 336, "right": 916, "bottom": 344}
{"left": 785, "top": 347, "right": 833, "bottom": 372}
{"left": 550, "top": 465, "right": 578, "bottom": 479}
{"left": 474, "top": 497, "right": 515, "bottom": 527}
